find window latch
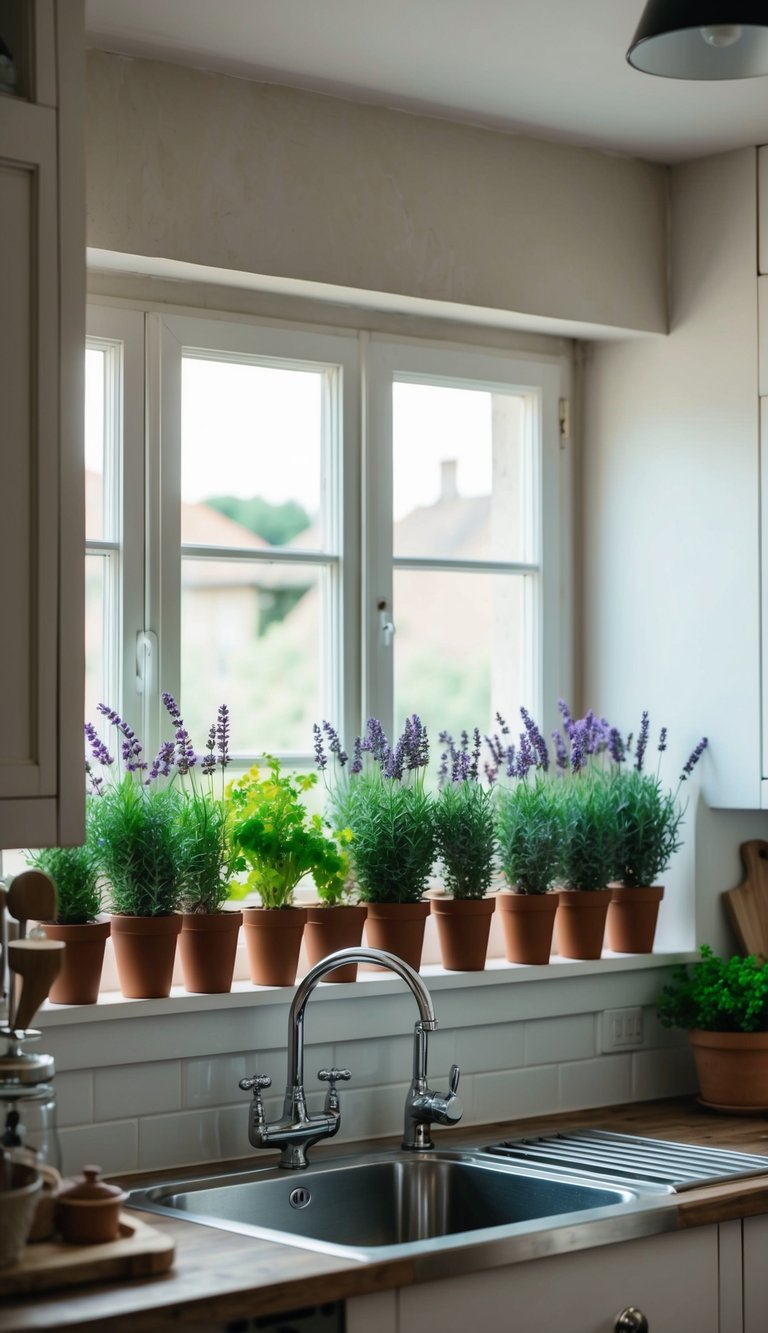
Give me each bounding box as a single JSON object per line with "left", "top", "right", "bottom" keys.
{"left": 136, "top": 629, "right": 158, "bottom": 696}
{"left": 377, "top": 600, "right": 396, "bottom": 648}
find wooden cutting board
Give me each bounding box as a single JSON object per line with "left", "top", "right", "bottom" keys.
{"left": 723, "top": 840, "right": 768, "bottom": 957}
{"left": 0, "top": 1214, "right": 175, "bottom": 1296}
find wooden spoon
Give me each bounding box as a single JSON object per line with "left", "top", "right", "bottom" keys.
{"left": 8, "top": 939, "right": 64, "bottom": 1030}
{"left": 7, "top": 870, "right": 57, "bottom": 938}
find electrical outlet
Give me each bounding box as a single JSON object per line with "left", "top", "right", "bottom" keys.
{"left": 602, "top": 1006, "right": 644, "bottom": 1052}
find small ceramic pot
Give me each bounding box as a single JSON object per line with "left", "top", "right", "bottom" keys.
{"left": 0, "top": 1160, "right": 42, "bottom": 1268}
{"left": 56, "top": 1165, "right": 127, "bottom": 1245}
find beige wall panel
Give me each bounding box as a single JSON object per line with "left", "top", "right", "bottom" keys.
{"left": 85, "top": 51, "right": 667, "bottom": 334}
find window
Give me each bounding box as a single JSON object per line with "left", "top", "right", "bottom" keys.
{"left": 85, "top": 305, "right": 568, "bottom": 765}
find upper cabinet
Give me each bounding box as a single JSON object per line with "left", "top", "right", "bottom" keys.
{"left": 0, "top": 0, "right": 85, "bottom": 847}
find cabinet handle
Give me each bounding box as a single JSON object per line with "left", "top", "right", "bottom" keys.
{"left": 615, "top": 1309, "right": 649, "bottom": 1333}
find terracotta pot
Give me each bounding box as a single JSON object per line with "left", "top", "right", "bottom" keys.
{"left": 495, "top": 891, "right": 558, "bottom": 965}
{"left": 242, "top": 907, "right": 307, "bottom": 986}
{"left": 431, "top": 896, "right": 495, "bottom": 971}
{"left": 41, "top": 919, "right": 111, "bottom": 1004}
{"left": 606, "top": 885, "right": 664, "bottom": 954}
{"left": 689, "top": 1029, "right": 768, "bottom": 1112}
{"left": 304, "top": 905, "right": 368, "bottom": 982}
{"left": 555, "top": 889, "right": 610, "bottom": 960}
{"left": 179, "top": 910, "right": 243, "bottom": 994}
{"left": 362, "top": 900, "right": 431, "bottom": 972}
{"left": 110, "top": 914, "right": 182, "bottom": 999}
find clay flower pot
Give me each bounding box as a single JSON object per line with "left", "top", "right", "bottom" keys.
{"left": 496, "top": 890, "right": 558, "bottom": 965}
{"left": 110, "top": 914, "right": 182, "bottom": 999}
{"left": 242, "top": 906, "right": 307, "bottom": 986}
{"left": 606, "top": 885, "right": 664, "bottom": 954}
{"left": 304, "top": 904, "right": 367, "bottom": 982}
{"left": 179, "top": 910, "right": 243, "bottom": 994}
{"left": 363, "top": 901, "right": 431, "bottom": 972}
{"left": 689, "top": 1029, "right": 768, "bottom": 1112}
{"left": 431, "top": 896, "right": 495, "bottom": 971}
{"left": 42, "top": 919, "right": 111, "bottom": 1004}
{"left": 555, "top": 889, "right": 610, "bottom": 960}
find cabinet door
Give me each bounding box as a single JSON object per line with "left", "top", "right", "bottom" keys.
{"left": 743, "top": 1215, "right": 768, "bottom": 1333}
{"left": 398, "top": 1228, "right": 720, "bottom": 1333}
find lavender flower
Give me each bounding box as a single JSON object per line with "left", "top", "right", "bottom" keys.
{"left": 403, "top": 714, "right": 429, "bottom": 770}
{"left": 504, "top": 743, "right": 517, "bottom": 779}
{"left": 200, "top": 724, "right": 217, "bottom": 777}
{"left": 485, "top": 732, "right": 505, "bottom": 767}
{"left": 570, "top": 723, "right": 586, "bottom": 773}
{"left": 216, "top": 704, "right": 231, "bottom": 769}
{"left": 634, "top": 710, "right": 650, "bottom": 772}
{"left": 520, "top": 706, "right": 549, "bottom": 771}
{"left": 658, "top": 726, "right": 668, "bottom": 753}
{"left": 558, "top": 698, "right": 575, "bottom": 739}
{"left": 322, "top": 720, "right": 348, "bottom": 767}
{"left": 469, "top": 728, "right": 481, "bottom": 781}
{"left": 495, "top": 712, "right": 510, "bottom": 736}
{"left": 608, "top": 726, "right": 625, "bottom": 765}
{"left": 148, "top": 739, "right": 176, "bottom": 782}
{"left": 681, "top": 736, "right": 709, "bottom": 780}
{"left": 162, "top": 692, "right": 196, "bottom": 774}
{"left": 96, "top": 703, "right": 145, "bottom": 769}
{"left": 312, "top": 722, "right": 327, "bottom": 771}
{"left": 360, "top": 718, "right": 390, "bottom": 765}
{"left": 84, "top": 722, "right": 113, "bottom": 768}
{"left": 516, "top": 733, "right": 535, "bottom": 778}
{"left": 350, "top": 736, "right": 363, "bottom": 775}
{"left": 552, "top": 729, "right": 569, "bottom": 771}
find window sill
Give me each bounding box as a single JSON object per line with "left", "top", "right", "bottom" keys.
{"left": 35, "top": 950, "right": 695, "bottom": 1028}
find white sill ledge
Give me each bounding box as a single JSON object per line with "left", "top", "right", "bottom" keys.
{"left": 33, "top": 950, "right": 696, "bottom": 1027}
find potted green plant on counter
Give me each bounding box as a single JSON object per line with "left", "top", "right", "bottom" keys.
{"left": 319, "top": 716, "right": 436, "bottom": 971}
{"left": 228, "top": 755, "right": 349, "bottom": 986}
{"left": 657, "top": 945, "right": 768, "bottom": 1111}
{"left": 27, "top": 806, "right": 109, "bottom": 1005}
{"left": 431, "top": 728, "right": 497, "bottom": 971}
{"left": 86, "top": 707, "right": 184, "bottom": 998}
{"left": 306, "top": 723, "right": 366, "bottom": 982}
{"left": 606, "top": 714, "right": 708, "bottom": 954}
{"left": 492, "top": 710, "right": 562, "bottom": 965}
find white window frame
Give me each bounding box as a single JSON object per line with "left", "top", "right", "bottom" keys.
{"left": 364, "top": 334, "right": 569, "bottom": 742}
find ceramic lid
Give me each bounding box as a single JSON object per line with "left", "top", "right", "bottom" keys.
{"left": 59, "top": 1165, "right": 124, "bottom": 1202}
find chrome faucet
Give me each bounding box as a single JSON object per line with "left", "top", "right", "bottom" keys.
{"left": 239, "top": 946, "right": 463, "bottom": 1169}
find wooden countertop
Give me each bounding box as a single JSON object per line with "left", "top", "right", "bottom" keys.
{"left": 4, "top": 1096, "right": 768, "bottom": 1333}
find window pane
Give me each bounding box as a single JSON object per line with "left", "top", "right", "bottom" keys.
{"left": 180, "top": 358, "right": 324, "bottom": 551}
{"left": 392, "top": 382, "right": 532, "bottom": 563}
{"left": 180, "top": 557, "right": 324, "bottom": 755}
{"left": 85, "top": 347, "right": 105, "bottom": 541}
{"left": 85, "top": 552, "right": 108, "bottom": 721}
{"left": 393, "top": 569, "right": 528, "bottom": 743}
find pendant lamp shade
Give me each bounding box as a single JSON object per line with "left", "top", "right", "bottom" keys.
{"left": 627, "top": 1, "right": 768, "bottom": 78}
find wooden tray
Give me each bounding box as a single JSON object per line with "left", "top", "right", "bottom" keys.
{"left": 0, "top": 1214, "right": 175, "bottom": 1297}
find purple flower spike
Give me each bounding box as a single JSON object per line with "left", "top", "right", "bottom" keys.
{"left": 361, "top": 718, "right": 390, "bottom": 765}
{"left": 608, "top": 727, "right": 625, "bottom": 765}
{"left": 681, "top": 736, "right": 709, "bottom": 780}
{"left": 313, "top": 723, "right": 327, "bottom": 771}
{"left": 658, "top": 726, "right": 668, "bottom": 753}
{"left": 558, "top": 699, "right": 575, "bottom": 739}
{"left": 570, "top": 724, "right": 586, "bottom": 773}
{"left": 216, "top": 704, "right": 231, "bottom": 768}
{"left": 520, "top": 706, "right": 549, "bottom": 771}
{"left": 84, "top": 722, "right": 114, "bottom": 768}
{"left": 148, "top": 739, "right": 176, "bottom": 783}
{"left": 634, "top": 711, "right": 650, "bottom": 772}
{"left": 552, "top": 729, "right": 569, "bottom": 771}
{"left": 322, "top": 720, "right": 348, "bottom": 767}
{"left": 350, "top": 736, "right": 363, "bottom": 775}
{"left": 495, "top": 712, "right": 510, "bottom": 736}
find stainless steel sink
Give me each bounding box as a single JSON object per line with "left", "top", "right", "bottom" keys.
{"left": 128, "top": 1146, "right": 676, "bottom": 1272}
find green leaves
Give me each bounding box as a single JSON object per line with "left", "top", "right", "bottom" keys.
{"left": 610, "top": 768, "right": 683, "bottom": 887}
{"left": 27, "top": 810, "right": 102, "bottom": 924}
{"left": 557, "top": 772, "right": 618, "bottom": 892}
{"left": 346, "top": 775, "right": 436, "bottom": 904}
{"left": 433, "top": 781, "right": 496, "bottom": 899}
{"left": 495, "top": 776, "right": 562, "bottom": 895}
{"left": 90, "top": 778, "right": 183, "bottom": 916}
{"left": 657, "top": 945, "right": 768, "bottom": 1033}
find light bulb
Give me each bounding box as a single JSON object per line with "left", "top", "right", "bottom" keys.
{"left": 700, "top": 24, "right": 743, "bottom": 48}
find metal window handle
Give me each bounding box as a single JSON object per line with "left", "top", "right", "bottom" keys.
{"left": 615, "top": 1309, "right": 649, "bottom": 1333}
{"left": 377, "top": 600, "right": 395, "bottom": 647}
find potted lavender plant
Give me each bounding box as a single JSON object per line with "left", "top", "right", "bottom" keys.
{"left": 431, "top": 729, "right": 497, "bottom": 971}
{"left": 492, "top": 708, "right": 562, "bottom": 965}
{"left": 606, "top": 714, "right": 708, "bottom": 954}
{"left": 306, "top": 722, "right": 367, "bottom": 982}
{"left": 318, "top": 716, "right": 436, "bottom": 971}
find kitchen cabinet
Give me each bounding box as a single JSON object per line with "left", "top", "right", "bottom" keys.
{"left": 397, "top": 1227, "right": 719, "bottom": 1333}
{"left": 0, "top": 0, "right": 85, "bottom": 848}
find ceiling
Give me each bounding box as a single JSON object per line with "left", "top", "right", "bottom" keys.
{"left": 84, "top": 0, "right": 768, "bottom": 164}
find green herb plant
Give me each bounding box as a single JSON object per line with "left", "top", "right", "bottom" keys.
{"left": 227, "top": 757, "right": 348, "bottom": 908}
{"left": 610, "top": 767, "right": 683, "bottom": 888}
{"left": 346, "top": 774, "right": 435, "bottom": 904}
{"left": 495, "top": 775, "right": 562, "bottom": 894}
{"left": 26, "top": 807, "right": 102, "bottom": 924}
{"left": 657, "top": 945, "right": 768, "bottom": 1033}
{"left": 558, "top": 771, "right": 617, "bottom": 892}
{"left": 432, "top": 730, "right": 496, "bottom": 900}
{"left": 91, "top": 778, "right": 183, "bottom": 917}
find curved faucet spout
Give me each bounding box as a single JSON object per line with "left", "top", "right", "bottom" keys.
{"left": 288, "top": 947, "right": 437, "bottom": 1088}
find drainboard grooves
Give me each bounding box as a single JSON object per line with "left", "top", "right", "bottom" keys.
{"left": 485, "top": 1130, "right": 768, "bottom": 1192}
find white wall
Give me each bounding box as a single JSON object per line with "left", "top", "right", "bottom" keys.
{"left": 582, "top": 147, "right": 765, "bottom": 954}
{"left": 85, "top": 51, "right": 667, "bottom": 336}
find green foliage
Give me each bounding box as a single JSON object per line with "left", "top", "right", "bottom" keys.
{"left": 557, "top": 772, "right": 617, "bottom": 892}
{"left": 206, "top": 495, "right": 311, "bottom": 547}
{"left": 175, "top": 791, "right": 246, "bottom": 914}
{"left": 610, "top": 768, "right": 683, "bottom": 887}
{"left": 228, "top": 758, "right": 349, "bottom": 908}
{"left": 26, "top": 810, "right": 102, "bottom": 924}
{"left": 495, "top": 776, "right": 563, "bottom": 895}
{"left": 91, "top": 778, "right": 183, "bottom": 917}
{"left": 346, "top": 774, "right": 436, "bottom": 905}
{"left": 433, "top": 781, "right": 496, "bottom": 900}
{"left": 657, "top": 945, "right": 768, "bottom": 1033}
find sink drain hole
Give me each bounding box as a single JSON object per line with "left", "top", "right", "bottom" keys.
{"left": 289, "top": 1186, "right": 312, "bottom": 1209}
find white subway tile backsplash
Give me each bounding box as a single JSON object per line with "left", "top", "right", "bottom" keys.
{"left": 632, "top": 1045, "right": 697, "bottom": 1101}
{"left": 455, "top": 1022, "right": 524, "bottom": 1074}
{"left": 333, "top": 1082, "right": 412, "bottom": 1143}
{"left": 473, "top": 1065, "right": 559, "bottom": 1123}
{"left": 138, "top": 1108, "right": 223, "bottom": 1172}
{"left": 54, "top": 1070, "right": 94, "bottom": 1127}
{"left": 558, "top": 1054, "right": 632, "bottom": 1112}
{"left": 95, "top": 1061, "right": 181, "bottom": 1121}
{"left": 59, "top": 1119, "right": 138, "bottom": 1177}
{"left": 524, "top": 1014, "right": 595, "bottom": 1067}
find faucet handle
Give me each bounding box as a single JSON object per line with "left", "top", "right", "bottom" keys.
{"left": 449, "top": 1063, "right": 461, "bottom": 1094}
{"left": 239, "top": 1073, "right": 272, "bottom": 1093}
{"left": 317, "top": 1067, "right": 351, "bottom": 1088}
